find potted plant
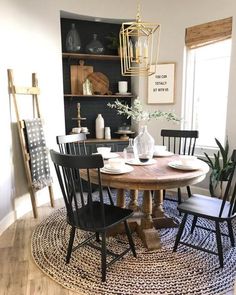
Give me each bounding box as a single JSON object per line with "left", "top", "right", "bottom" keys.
{"left": 203, "top": 138, "right": 234, "bottom": 197}
{"left": 105, "top": 32, "right": 119, "bottom": 55}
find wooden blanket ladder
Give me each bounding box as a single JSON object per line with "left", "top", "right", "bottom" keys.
{"left": 7, "top": 69, "right": 54, "bottom": 218}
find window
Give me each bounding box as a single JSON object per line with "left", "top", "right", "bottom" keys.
{"left": 183, "top": 39, "right": 232, "bottom": 149}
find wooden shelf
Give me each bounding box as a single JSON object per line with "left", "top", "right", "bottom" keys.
{"left": 64, "top": 94, "right": 134, "bottom": 98}
{"left": 62, "top": 52, "right": 120, "bottom": 61}
{"left": 85, "top": 138, "right": 129, "bottom": 143}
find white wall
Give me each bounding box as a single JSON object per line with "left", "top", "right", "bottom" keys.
{"left": 0, "top": 0, "right": 235, "bottom": 233}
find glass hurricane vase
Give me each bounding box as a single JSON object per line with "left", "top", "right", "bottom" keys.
{"left": 133, "top": 125, "right": 154, "bottom": 163}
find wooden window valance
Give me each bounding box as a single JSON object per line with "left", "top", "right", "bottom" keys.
{"left": 185, "top": 17, "right": 232, "bottom": 49}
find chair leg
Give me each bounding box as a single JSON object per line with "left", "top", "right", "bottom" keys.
{"left": 124, "top": 220, "right": 136, "bottom": 257}
{"left": 215, "top": 221, "right": 224, "bottom": 268}
{"left": 191, "top": 216, "right": 198, "bottom": 234}
{"left": 177, "top": 188, "right": 182, "bottom": 216}
{"left": 173, "top": 213, "right": 188, "bottom": 252}
{"left": 106, "top": 186, "right": 114, "bottom": 206}
{"left": 96, "top": 232, "right": 100, "bottom": 242}
{"left": 101, "top": 232, "right": 107, "bottom": 282}
{"left": 177, "top": 188, "right": 182, "bottom": 204}
{"left": 227, "top": 220, "right": 235, "bottom": 247}
{"left": 187, "top": 185, "right": 192, "bottom": 198}
{"left": 66, "top": 226, "right": 76, "bottom": 264}
{"left": 163, "top": 189, "right": 166, "bottom": 199}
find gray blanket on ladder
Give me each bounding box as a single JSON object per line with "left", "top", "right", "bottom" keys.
{"left": 24, "top": 118, "right": 52, "bottom": 190}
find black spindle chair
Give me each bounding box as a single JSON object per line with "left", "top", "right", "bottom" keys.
{"left": 173, "top": 149, "right": 236, "bottom": 268}
{"left": 56, "top": 133, "right": 87, "bottom": 156}
{"left": 161, "top": 129, "right": 199, "bottom": 204}
{"left": 50, "top": 150, "right": 136, "bottom": 282}
{"left": 56, "top": 133, "right": 114, "bottom": 205}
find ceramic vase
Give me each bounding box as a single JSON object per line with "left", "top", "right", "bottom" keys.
{"left": 96, "top": 114, "right": 104, "bottom": 139}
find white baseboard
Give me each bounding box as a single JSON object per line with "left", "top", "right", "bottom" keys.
{"left": 0, "top": 211, "right": 15, "bottom": 236}
{"left": 0, "top": 187, "right": 62, "bottom": 236}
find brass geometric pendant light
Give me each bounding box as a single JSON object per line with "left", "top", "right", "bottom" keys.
{"left": 119, "top": 3, "right": 161, "bottom": 76}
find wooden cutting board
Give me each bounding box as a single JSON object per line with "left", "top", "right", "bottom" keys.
{"left": 70, "top": 60, "right": 93, "bottom": 94}
{"left": 87, "top": 72, "right": 109, "bottom": 95}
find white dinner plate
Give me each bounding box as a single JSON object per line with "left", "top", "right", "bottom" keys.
{"left": 168, "top": 160, "right": 201, "bottom": 171}
{"left": 126, "top": 158, "right": 156, "bottom": 166}
{"left": 101, "top": 164, "right": 134, "bottom": 174}
{"left": 94, "top": 152, "right": 120, "bottom": 160}
{"left": 154, "top": 151, "right": 174, "bottom": 157}
{"left": 103, "top": 164, "right": 125, "bottom": 173}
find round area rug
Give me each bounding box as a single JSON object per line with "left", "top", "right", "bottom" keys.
{"left": 31, "top": 198, "right": 236, "bottom": 295}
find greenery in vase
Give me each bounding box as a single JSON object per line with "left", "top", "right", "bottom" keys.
{"left": 105, "top": 32, "right": 119, "bottom": 52}
{"left": 107, "top": 98, "right": 180, "bottom": 123}
{"left": 203, "top": 138, "right": 234, "bottom": 196}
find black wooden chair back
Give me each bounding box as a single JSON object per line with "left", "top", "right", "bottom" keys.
{"left": 56, "top": 133, "right": 87, "bottom": 155}
{"left": 50, "top": 150, "right": 136, "bottom": 281}
{"left": 218, "top": 149, "right": 236, "bottom": 218}
{"left": 56, "top": 133, "right": 114, "bottom": 205}
{"left": 173, "top": 149, "right": 236, "bottom": 268}
{"left": 50, "top": 150, "right": 105, "bottom": 227}
{"left": 161, "top": 129, "right": 199, "bottom": 155}
{"left": 161, "top": 129, "right": 199, "bottom": 204}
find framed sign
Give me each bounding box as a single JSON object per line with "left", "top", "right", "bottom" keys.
{"left": 148, "top": 63, "right": 175, "bottom": 104}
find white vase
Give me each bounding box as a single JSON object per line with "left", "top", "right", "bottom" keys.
{"left": 95, "top": 114, "right": 104, "bottom": 139}
{"left": 133, "top": 125, "right": 154, "bottom": 162}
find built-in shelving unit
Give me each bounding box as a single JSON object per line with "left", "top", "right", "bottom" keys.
{"left": 61, "top": 18, "right": 133, "bottom": 141}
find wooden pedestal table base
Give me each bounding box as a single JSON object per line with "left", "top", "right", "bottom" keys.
{"left": 116, "top": 189, "right": 160, "bottom": 250}
{"left": 152, "top": 190, "right": 178, "bottom": 229}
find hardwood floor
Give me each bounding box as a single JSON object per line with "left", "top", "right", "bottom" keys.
{"left": 0, "top": 198, "right": 235, "bottom": 295}
{"left": 0, "top": 199, "right": 79, "bottom": 295}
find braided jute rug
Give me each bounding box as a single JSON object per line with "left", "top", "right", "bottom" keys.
{"left": 31, "top": 196, "right": 236, "bottom": 295}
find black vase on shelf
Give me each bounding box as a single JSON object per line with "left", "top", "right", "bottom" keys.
{"left": 65, "top": 23, "right": 81, "bottom": 52}
{"left": 86, "top": 33, "right": 105, "bottom": 54}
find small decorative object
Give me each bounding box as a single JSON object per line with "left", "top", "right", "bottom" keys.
{"left": 123, "top": 138, "right": 135, "bottom": 160}
{"left": 95, "top": 114, "right": 104, "bottom": 139}
{"left": 108, "top": 98, "right": 179, "bottom": 162}
{"left": 104, "top": 127, "right": 111, "bottom": 139}
{"left": 86, "top": 33, "right": 105, "bottom": 54}
{"left": 72, "top": 127, "right": 81, "bottom": 133}
{"left": 70, "top": 61, "right": 93, "bottom": 95}
{"left": 105, "top": 32, "right": 119, "bottom": 55}
{"left": 118, "top": 123, "right": 131, "bottom": 131}
{"left": 81, "top": 127, "right": 89, "bottom": 133}
{"left": 87, "top": 72, "right": 109, "bottom": 95}
{"left": 118, "top": 81, "right": 128, "bottom": 94}
{"left": 66, "top": 23, "right": 81, "bottom": 52}
{"left": 134, "top": 126, "right": 155, "bottom": 162}
{"left": 71, "top": 103, "right": 86, "bottom": 129}
{"left": 203, "top": 138, "right": 234, "bottom": 198}
{"left": 148, "top": 63, "right": 175, "bottom": 104}
{"left": 83, "top": 78, "right": 93, "bottom": 95}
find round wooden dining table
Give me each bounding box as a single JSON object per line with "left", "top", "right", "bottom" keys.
{"left": 84, "top": 154, "right": 209, "bottom": 250}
